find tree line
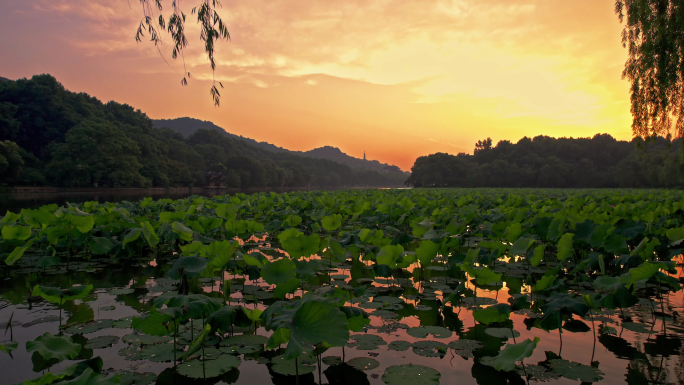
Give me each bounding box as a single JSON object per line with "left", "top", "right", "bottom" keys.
{"left": 0, "top": 75, "right": 406, "bottom": 189}
{"left": 406, "top": 134, "right": 684, "bottom": 188}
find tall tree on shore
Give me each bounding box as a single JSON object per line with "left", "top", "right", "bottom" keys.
{"left": 615, "top": 0, "right": 684, "bottom": 141}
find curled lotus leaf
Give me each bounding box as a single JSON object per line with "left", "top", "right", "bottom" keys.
{"left": 26, "top": 332, "right": 82, "bottom": 363}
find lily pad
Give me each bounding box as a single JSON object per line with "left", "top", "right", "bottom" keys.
{"left": 22, "top": 316, "right": 61, "bottom": 328}
{"left": 112, "top": 317, "right": 134, "bottom": 329}
{"left": 622, "top": 322, "right": 656, "bottom": 334}
{"left": 322, "top": 356, "right": 342, "bottom": 366}
{"left": 348, "top": 357, "right": 379, "bottom": 371}
{"left": 220, "top": 334, "right": 268, "bottom": 354}
{"left": 411, "top": 340, "right": 447, "bottom": 357}
{"left": 271, "top": 354, "right": 316, "bottom": 375}
{"left": 177, "top": 354, "right": 241, "bottom": 378}
{"left": 484, "top": 328, "right": 520, "bottom": 339}
{"left": 549, "top": 359, "right": 605, "bottom": 382}
{"left": 347, "top": 334, "right": 387, "bottom": 350}
{"left": 84, "top": 335, "right": 120, "bottom": 349}
{"left": 140, "top": 343, "right": 179, "bottom": 362}
{"left": 110, "top": 288, "right": 135, "bottom": 295}
{"left": 371, "top": 310, "right": 399, "bottom": 319}
{"left": 382, "top": 363, "right": 441, "bottom": 385}
{"left": 64, "top": 319, "right": 114, "bottom": 334}
{"left": 388, "top": 341, "right": 412, "bottom": 351}
{"left": 447, "top": 339, "right": 482, "bottom": 358}
{"left": 406, "top": 326, "right": 452, "bottom": 339}
{"left": 99, "top": 306, "right": 115, "bottom": 311}
{"left": 116, "top": 371, "right": 157, "bottom": 385}
{"left": 123, "top": 333, "right": 171, "bottom": 345}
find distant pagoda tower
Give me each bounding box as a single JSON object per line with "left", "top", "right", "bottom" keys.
{"left": 364, "top": 151, "right": 366, "bottom": 161}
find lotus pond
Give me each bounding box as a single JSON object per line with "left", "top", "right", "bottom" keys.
{"left": 0, "top": 188, "right": 683, "bottom": 385}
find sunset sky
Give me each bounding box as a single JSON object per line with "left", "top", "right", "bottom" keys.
{"left": 0, "top": 0, "right": 633, "bottom": 170}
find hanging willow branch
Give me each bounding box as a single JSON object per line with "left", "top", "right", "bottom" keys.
{"left": 615, "top": 0, "right": 684, "bottom": 143}
{"left": 134, "top": 0, "right": 229, "bottom": 106}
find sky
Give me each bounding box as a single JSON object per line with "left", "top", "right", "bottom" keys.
{"left": 0, "top": 0, "right": 634, "bottom": 170}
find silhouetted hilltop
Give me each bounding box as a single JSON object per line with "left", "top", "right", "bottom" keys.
{"left": 153, "top": 117, "right": 406, "bottom": 173}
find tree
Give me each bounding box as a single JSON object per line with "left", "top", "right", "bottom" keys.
{"left": 615, "top": 1, "right": 684, "bottom": 140}
{"left": 474, "top": 138, "right": 493, "bottom": 155}
{"left": 135, "top": 0, "right": 230, "bottom": 106}
{"left": 46, "top": 119, "right": 148, "bottom": 187}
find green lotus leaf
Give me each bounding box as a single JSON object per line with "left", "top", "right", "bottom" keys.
{"left": 484, "top": 328, "right": 520, "bottom": 339}
{"left": 271, "top": 355, "right": 316, "bottom": 376}
{"left": 167, "top": 256, "right": 210, "bottom": 279}
{"left": 183, "top": 298, "right": 224, "bottom": 319}
{"left": 389, "top": 340, "right": 412, "bottom": 351}
{"left": 486, "top": 337, "right": 539, "bottom": 372}
{"left": 321, "top": 355, "right": 342, "bottom": 366}
{"left": 473, "top": 304, "right": 512, "bottom": 325}
{"left": 58, "top": 368, "right": 119, "bottom": 385}
{"left": 65, "top": 212, "right": 94, "bottom": 233}
{"left": 131, "top": 307, "right": 180, "bottom": 336}
{"left": 171, "top": 221, "right": 194, "bottom": 242}
{"left": 549, "top": 359, "right": 604, "bottom": 382}
{"left": 122, "top": 228, "right": 141, "bottom": 248}
{"left": 26, "top": 332, "right": 82, "bottom": 363}
{"left": 412, "top": 340, "right": 447, "bottom": 357}
{"left": 177, "top": 354, "right": 241, "bottom": 378}
{"left": 32, "top": 284, "right": 93, "bottom": 304}
{"left": 348, "top": 357, "right": 379, "bottom": 371}
{"left": 183, "top": 324, "right": 212, "bottom": 360}
{"left": 321, "top": 214, "right": 343, "bottom": 231}
{"left": 406, "top": 326, "right": 452, "bottom": 339}
{"left": 140, "top": 221, "right": 159, "bottom": 247}
{"left": 282, "top": 233, "right": 321, "bottom": 259}
{"left": 0, "top": 341, "right": 18, "bottom": 354}
{"left": 262, "top": 257, "right": 297, "bottom": 285}
{"left": 122, "top": 333, "right": 171, "bottom": 345}
{"left": 509, "top": 237, "right": 534, "bottom": 257}
{"left": 64, "top": 319, "right": 114, "bottom": 335}
{"left": 115, "top": 371, "right": 157, "bottom": 385}
{"left": 556, "top": 233, "right": 574, "bottom": 261}
{"left": 416, "top": 239, "right": 440, "bottom": 265}
{"left": 207, "top": 305, "right": 241, "bottom": 333}
{"left": 347, "top": 334, "right": 387, "bottom": 350}
{"left": 274, "top": 278, "right": 301, "bottom": 299}
{"left": 382, "top": 363, "right": 441, "bottom": 385}
{"left": 530, "top": 244, "right": 545, "bottom": 266}
{"left": 2, "top": 224, "right": 31, "bottom": 240}
{"left": 88, "top": 237, "right": 113, "bottom": 255}
{"left": 5, "top": 243, "right": 32, "bottom": 266}
{"left": 84, "top": 335, "right": 120, "bottom": 349}
{"left": 448, "top": 339, "right": 482, "bottom": 358}
{"left": 460, "top": 262, "right": 501, "bottom": 285}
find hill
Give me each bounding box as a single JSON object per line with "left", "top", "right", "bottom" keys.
{"left": 0, "top": 74, "right": 407, "bottom": 188}
{"left": 152, "top": 117, "right": 406, "bottom": 173}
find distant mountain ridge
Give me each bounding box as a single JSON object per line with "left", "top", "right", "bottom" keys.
{"left": 153, "top": 117, "right": 405, "bottom": 173}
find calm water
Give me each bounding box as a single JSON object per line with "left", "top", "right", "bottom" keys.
{"left": 0, "top": 241, "right": 682, "bottom": 385}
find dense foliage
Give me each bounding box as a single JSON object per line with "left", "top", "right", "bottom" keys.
{"left": 406, "top": 134, "right": 684, "bottom": 188}
{"left": 0, "top": 75, "right": 405, "bottom": 189}
{"left": 615, "top": 0, "right": 684, "bottom": 140}
{"left": 0, "top": 188, "right": 682, "bottom": 384}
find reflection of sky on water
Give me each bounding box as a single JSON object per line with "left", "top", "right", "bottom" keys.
{"left": 0, "top": 243, "right": 682, "bottom": 385}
